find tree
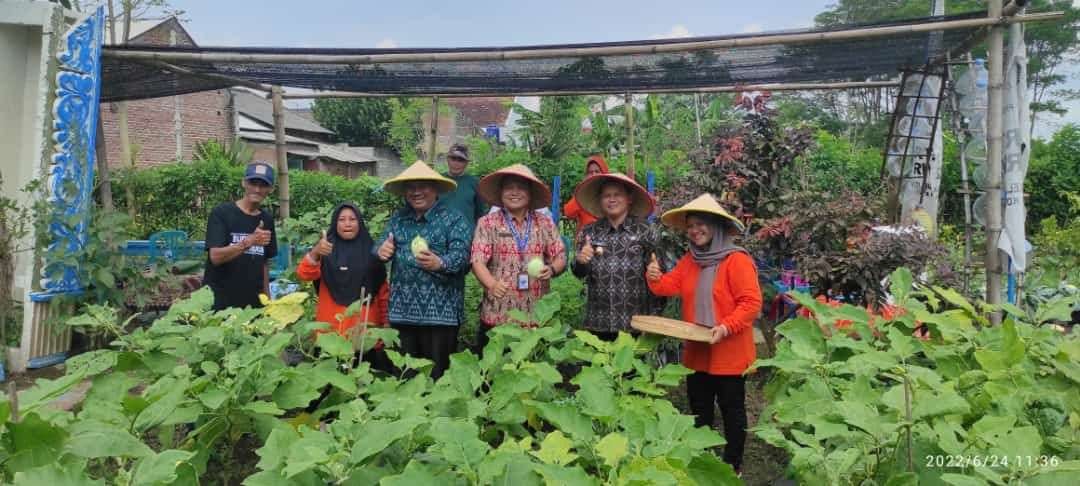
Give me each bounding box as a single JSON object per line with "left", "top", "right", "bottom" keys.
{"left": 311, "top": 98, "right": 392, "bottom": 147}
{"left": 1027, "top": 124, "right": 1080, "bottom": 225}
{"left": 512, "top": 96, "right": 587, "bottom": 160}
{"left": 814, "top": 0, "right": 1080, "bottom": 136}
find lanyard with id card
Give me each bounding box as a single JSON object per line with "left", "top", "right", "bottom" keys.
{"left": 503, "top": 210, "right": 533, "bottom": 291}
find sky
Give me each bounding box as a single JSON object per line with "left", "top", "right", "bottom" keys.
{"left": 163, "top": 0, "right": 1077, "bottom": 139}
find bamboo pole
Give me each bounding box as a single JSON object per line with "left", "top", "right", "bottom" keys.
{"left": 952, "top": 55, "right": 975, "bottom": 297}
{"left": 280, "top": 80, "right": 903, "bottom": 100}
{"left": 986, "top": 0, "right": 1005, "bottom": 324}
{"left": 427, "top": 96, "right": 439, "bottom": 165}
{"left": 271, "top": 86, "right": 290, "bottom": 219}
{"left": 95, "top": 106, "right": 114, "bottom": 212}
{"left": 694, "top": 93, "right": 703, "bottom": 149}
{"left": 102, "top": 12, "right": 1062, "bottom": 65}
{"left": 625, "top": 93, "right": 636, "bottom": 180}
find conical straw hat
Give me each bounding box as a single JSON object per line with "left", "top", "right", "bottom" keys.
{"left": 383, "top": 160, "right": 457, "bottom": 196}
{"left": 660, "top": 193, "right": 744, "bottom": 232}
{"left": 573, "top": 172, "right": 655, "bottom": 219}
{"left": 477, "top": 164, "right": 552, "bottom": 210}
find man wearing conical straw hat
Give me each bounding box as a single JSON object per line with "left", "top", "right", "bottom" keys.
{"left": 375, "top": 161, "right": 472, "bottom": 379}
{"left": 470, "top": 164, "right": 566, "bottom": 353}
{"left": 570, "top": 172, "right": 664, "bottom": 340}
{"left": 645, "top": 193, "right": 762, "bottom": 474}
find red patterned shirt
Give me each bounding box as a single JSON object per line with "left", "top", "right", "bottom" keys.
{"left": 471, "top": 210, "right": 565, "bottom": 327}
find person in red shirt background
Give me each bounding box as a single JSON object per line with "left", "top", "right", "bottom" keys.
{"left": 562, "top": 154, "right": 609, "bottom": 236}
{"left": 296, "top": 202, "right": 390, "bottom": 369}
{"left": 646, "top": 193, "right": 762, "bottom": 475}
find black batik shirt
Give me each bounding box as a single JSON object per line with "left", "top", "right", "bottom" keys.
{"left": 571, "top": 216, "right": 665, "bottom": 334}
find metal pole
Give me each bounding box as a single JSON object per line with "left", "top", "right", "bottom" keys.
{"left": 271, "top": 85, "right": 290, "bottom": 219}
{"left": 625, "top": 93, "right": 636, "bottom": 179}
{"left": 985, "top": 0, "right": 1005, "bottom": 324}
{"left": 427, "top": 96, "right": 439, "bottom": 164}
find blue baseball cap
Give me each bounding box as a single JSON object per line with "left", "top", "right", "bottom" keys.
{"left": 245, "top": 161, "right": 275, "bottom": 185}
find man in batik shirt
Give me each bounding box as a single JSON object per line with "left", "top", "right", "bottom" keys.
{"left": 571, "top": 173, "right": 663, "bottom": 340}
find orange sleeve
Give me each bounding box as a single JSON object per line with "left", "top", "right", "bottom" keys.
{"left": 647, "top": 253, "right": 691, "bottom": 297}
{"left": 717, "top": 253, "right": 762, "bottom": 334}
{"left": 296, "top": 255, "right": 321, "bottom": 282}
{"left": 563, "top": 197, "right": 582, "bottom": 219}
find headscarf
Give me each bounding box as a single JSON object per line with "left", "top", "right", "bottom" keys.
{"left": 585, "top": 154, "right": 610, "bottom": 175}
{"left": 690, "top": 215, "right": 748, "bottom": 328}
{"left": 318, "top": 203, "right": 386, "bottom": 307}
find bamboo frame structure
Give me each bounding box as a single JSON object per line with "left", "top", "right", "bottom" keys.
{"left": 102, "top": 12, "right": 1061, "bottom": 65}
{"left": 277, "top": 80, "right": 903, "bottom": 100}
{"left": 625, "top": 93, "right": 636, "bottom": 180}
{"left": 427, "top": 97, "right": 439, "bottom": 165}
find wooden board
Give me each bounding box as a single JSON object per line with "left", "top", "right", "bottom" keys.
{"left": 630, "top": 315, "right": 713, "bottom": 343}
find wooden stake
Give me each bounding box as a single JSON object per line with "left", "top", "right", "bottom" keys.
{"left": 427, "top": 96, "right": 439, "bottom": 165}
{"left": 101, "top": 13, "right": 1063, "bottom": 65}
{"left": 625, "top": 93, "right": 636, "bottom": 179}
{"left": 271, "top": 86, "right": 291, "bottom": 219}
{"left": 95, "top": 106, "right": 114, "bottom": 212}
{"left": 986, "top": 0, "right": 1005, "bottom": 324}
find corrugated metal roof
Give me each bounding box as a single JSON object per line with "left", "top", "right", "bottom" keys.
{"left": 232, "top": 89, "right": 333, "bottom": 135}
{"left": 238, "top": 130, "right": 374, "bottom": 164}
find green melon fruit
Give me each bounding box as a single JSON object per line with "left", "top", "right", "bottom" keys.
{"left": 411, "top": 235, "right": 429, "bottom": 257}
{"left": 526, "top": 257, "right": 546, "bottom": 278}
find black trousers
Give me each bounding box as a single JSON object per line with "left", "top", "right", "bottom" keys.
{"left": 687, "top": 372, "right": 747, "bottom": 471}
{"left": 393, "top": 323, "right": 459, "bottom": 379}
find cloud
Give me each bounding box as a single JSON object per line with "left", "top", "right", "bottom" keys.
{"left": 375, "top": 38, "right": 398, "bottom": 48}
{"left": 741, "top": 23, "right": 763, "bottom": 34}
{"left": 650, "top": 24, "right": 692, "bottom": 39}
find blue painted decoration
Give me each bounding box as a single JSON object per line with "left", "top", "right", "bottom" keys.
{"left": 35, "top": 7, "right": 104, "bottom": 301}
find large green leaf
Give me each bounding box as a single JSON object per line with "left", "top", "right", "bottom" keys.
{"left": 526, "top": 400, "right": 594, "bottom": 442}
{"left": 890, "top": 267, "right": 914, "bottom": 304}
{"left": 531, "top": 430, "right": 578, "bottom": 466}
{"left": 379, "top": 460, "right": 452, "bottom": 486}
{"left": 686, "top": 454, "right": 740, "bottom": 486}
{"left": 428, "top": 418, "right": 491, "bottom": 469}
{"left": 571, "top": 366, "right": 618, "bottom": 419}
{"left": 12, "top": 463, "right": 104, "bottom": 486}
{"left": 316, "top": 332, "right": 354, "bottom": 361}
{"left": 257, "top": 426, "right": 300, "bottom": 472}
{"left": 349, "top": 417, "right": 425, "bottom": 464}
{"left": 65, "top": 420, "right": 154, "bottom": 459}
{"left": 6, "top": 412, "right": 68, "bottom": 473}
{"left": 533, "top": 464, "right": 599, "bottom": 486}
{"left": 134, "top": 381, "right": 188, "bottom": 433}
{"left": 595, "top": 433, "right": 629, "bottom": 468}
{"left": 478, "top": 448, "right": 543, "bottom": 486}
{"left": 133, "top": 449, "right": 196, "bottom": 486}
{"left": 776, "top": 318, "right": 827, "bottom": 362}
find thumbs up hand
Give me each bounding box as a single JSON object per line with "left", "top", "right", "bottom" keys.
{"left": 377, "top": 232, "right": 396, "bottom": 261}
{"left": 311, "top": 229, "right": 333, "bottom": 259}
{"left": 646, "top": 253, "right": 662, "bottom": 282}
{"left": 247, "top": 219, "right": 272, "bottom": 247}
{"left": 576, "top": 235, "right": 595, "bottom": 264}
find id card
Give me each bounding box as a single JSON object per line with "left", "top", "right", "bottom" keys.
{"left": 517, "top": 273, "right": 530, "bottom": 290}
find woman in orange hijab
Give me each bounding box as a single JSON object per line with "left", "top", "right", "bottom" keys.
{"left": 562, "top": 154, "right": 609, "bottom": 236}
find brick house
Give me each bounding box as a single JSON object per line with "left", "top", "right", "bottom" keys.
{"left": 100, "top": 18, "right": 234, "bottom": 169}
{"left": 100, "top": 17, "right": 401, "bottom": 178}
{"left": 421, "top": 97, "right": 511, "bottom": 161}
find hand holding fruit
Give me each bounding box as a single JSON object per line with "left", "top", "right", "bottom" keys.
{"left": 311, "top": 230, "right": 333, "bottom": 259}
{"left": 415, "top": 250, "right": 443, "bottom": 271}
{"left": 377, "top": 232, "right": 395, "bottom": 261}
{"left": 528, "top": 257, "right": 553, "bottom": 281}
{"left": 646, "top": 253, "right": 662, "bottom": 281}
{"left": 576, "top": 235, "right": 595, "bottom": 264}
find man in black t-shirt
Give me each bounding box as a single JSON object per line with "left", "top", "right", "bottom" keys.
{"left": 204, "top": 162, "right": 279, "bottom": 310}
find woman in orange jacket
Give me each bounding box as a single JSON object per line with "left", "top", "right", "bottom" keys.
{"left": 296, "top": 202, "right": 390, "bottom": 368}
{"left": 562, "top": 154, "right": 609, "bottom": 235}
{"left": 646, "top": 194, "right": 762, "bottom": 474}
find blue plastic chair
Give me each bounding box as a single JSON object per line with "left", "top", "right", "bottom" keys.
{"left": 147, "top": 230, "right": 189, "bottom": 264}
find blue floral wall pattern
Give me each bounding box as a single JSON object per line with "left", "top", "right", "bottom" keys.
{"left": 36, "top": 7, "right": 104, "bottom": 299}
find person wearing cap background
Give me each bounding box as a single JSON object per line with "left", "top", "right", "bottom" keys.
{"left": 470, "top": 164, "right": 566, "bottom": 352}
{"left": 204, "top": 161, "right": 279, "bottom": 310}
{"left": 375, "top": 161, "right": 472, "bottom": 379}
{"left": 645, "top": 193, "right": 762, "bottom": 474}
{"left": 562, "top": 154, "right": 609, "bottom": 237}
{"left": 439, "top": 143, "right": 488, "bottom": 231}
{"left": 571, "top": 172, "right": 663, "bottom": 341}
